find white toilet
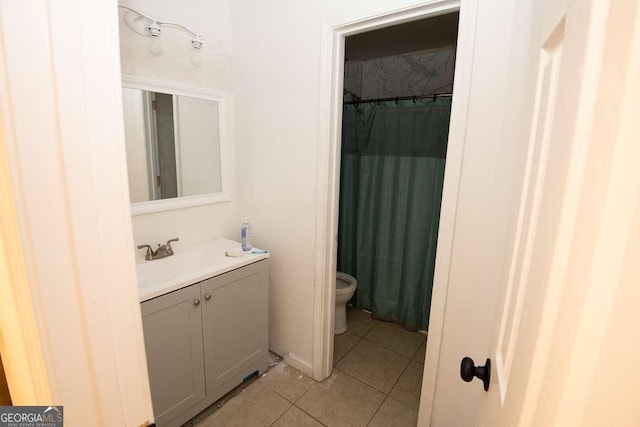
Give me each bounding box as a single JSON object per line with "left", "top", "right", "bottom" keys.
{"left": 335, "top": 272, "right": 357, "bottom": 334}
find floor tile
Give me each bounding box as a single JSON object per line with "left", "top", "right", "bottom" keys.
{"left": 412, "top": 341, "right": 426, "bottom": 365}
{"left": 364, "top": 322, "right": 426, "bottom": 358}
{"left": 346, "top": 307, "right": 378, "bottom": 337}
{"left": 390, "top": 361, "right": 424, "bottom": 410}
{"left": 368, "top": 397, "right": 418, "bottom": 427}
{"left": 198, "top": 381, "right": 290, "bottom": 427}
{"left": 333, "top": 331, "right": 360, "bottom": 364}
{"left": 296, "top": 370, "right": 385, "bottom": 426}
{"left": 260, "top": 361, "right": 315, "bottom": 402}
{"left": 336, "top": 339, "right": 409, "bottom": 393}
{"left": 273, "top": 406, "right": 323, "bottom": 427}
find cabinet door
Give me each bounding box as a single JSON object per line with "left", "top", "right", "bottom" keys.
{"left": 141, "top": 284, "right": 204, "bottom": 426}
{"left": 201, "top": 261, "right": 269, "bottom": 394}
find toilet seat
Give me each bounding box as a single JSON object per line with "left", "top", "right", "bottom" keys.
{"left": 336, "top": 272, "right": 357, "bottom": 295}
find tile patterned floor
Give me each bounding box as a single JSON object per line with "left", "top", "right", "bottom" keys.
{"left": 193, "top": 307, "right": 427, "bottom": 426}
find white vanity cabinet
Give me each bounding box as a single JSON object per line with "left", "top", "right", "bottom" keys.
{"left": 141, "top": 259, "right": 269, "bottom": 427}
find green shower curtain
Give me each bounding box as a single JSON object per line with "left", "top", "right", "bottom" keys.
{"left": 338, "top": 98, "right": 451, "bottom": 331}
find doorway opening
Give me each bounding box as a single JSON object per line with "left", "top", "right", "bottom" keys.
{"left": 331, "top": 11, "right": 460, "bottom": 415}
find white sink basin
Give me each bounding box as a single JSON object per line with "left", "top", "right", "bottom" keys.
{"left": 136, "top": 238, "right": 269, "bottom": 302}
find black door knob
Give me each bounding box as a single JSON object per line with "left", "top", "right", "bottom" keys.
{"left": 460, "top": 357, "right": 491, "bottom": 391}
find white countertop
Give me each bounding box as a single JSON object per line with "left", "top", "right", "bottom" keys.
{"left": 136, "top": 238, "right": 270, "bottom": 302}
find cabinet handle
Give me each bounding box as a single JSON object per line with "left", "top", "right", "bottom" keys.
{"left": 193, "top": 299, "right": 200, "bottom": 306}
{"left": 205, "top": 293, "right": 212, "bottom": 301}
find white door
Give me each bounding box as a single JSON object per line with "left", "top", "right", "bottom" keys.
{"left": 429, "top": 0, "right": 640, "bottom": 424}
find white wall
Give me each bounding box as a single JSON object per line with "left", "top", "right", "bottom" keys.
{"left": 118, "top": 0, "right": 239, "bottom": 255}
{"left": 231, "top": 0, "right": 329, "bottom": 367}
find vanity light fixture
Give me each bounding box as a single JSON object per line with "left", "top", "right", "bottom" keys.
{"left": 119, "top": 4, "right": 205, "bottom": 66}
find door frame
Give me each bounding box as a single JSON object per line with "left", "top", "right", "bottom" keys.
{"left": 0, "top": 1, "right": 153, "bottom": 424}
{"left": 312, "top": 0, "right": 478, "bottom": 422}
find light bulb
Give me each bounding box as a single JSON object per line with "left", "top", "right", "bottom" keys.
{"left": 148, "top": 22, "right": 163, "bottom": 57}
{"left": 190, "top": 37, "right": 204, "bottom": 67}
{"left": 190, "top": 47, "right": 202, "bottom": 67}
{"left": 150, "top": 35, "right": 163, "bottom": 56}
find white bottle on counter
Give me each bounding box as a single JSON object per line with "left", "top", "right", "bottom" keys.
{"left": 241, "top": 217, "right": 253, "bottom": 251}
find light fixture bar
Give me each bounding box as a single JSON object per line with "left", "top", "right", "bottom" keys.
{"left": 118, "top": 5, "right": 204, "bottom": 40}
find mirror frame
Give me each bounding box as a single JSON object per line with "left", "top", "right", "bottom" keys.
{"left": 121, "top": 75, "right": 230, "bottom": 215}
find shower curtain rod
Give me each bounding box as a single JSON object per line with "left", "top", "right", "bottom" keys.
{"left": 344, "top": 92, "right": 453, "bottom": 105}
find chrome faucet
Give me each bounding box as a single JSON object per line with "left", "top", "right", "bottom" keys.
{"left": 137, "top": 238, "right": 179, "bottom": 261}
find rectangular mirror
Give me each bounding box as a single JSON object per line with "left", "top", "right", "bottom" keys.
{"left": 121, "top": 76, "right": 228, "bottom": 214}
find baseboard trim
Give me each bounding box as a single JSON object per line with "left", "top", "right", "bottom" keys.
{"left": 282, "top": 352, "right": 313, "bottom": 377}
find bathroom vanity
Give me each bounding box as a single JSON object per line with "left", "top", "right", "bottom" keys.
{"left": 137, "top": 239, "right": 269, "bottom": 427}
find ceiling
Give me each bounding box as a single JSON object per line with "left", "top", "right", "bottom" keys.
{"left": 345, "top": 12, "right": 459, "bottom": 61}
